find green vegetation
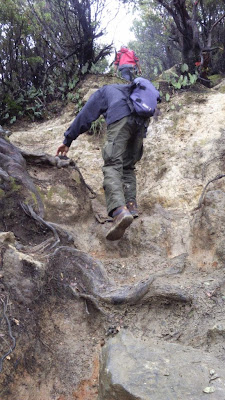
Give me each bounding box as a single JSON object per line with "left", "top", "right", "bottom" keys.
{"left": 167, "top": 65, "right": 198, "bottom": 90}
{"left": 90, "top": 117, "right": 105, "bottom": 136}
{"left": 9, "top": 177, "right": 21, "bottom": 192}
{"left": 126, "top": 0, "right": 225, "bottom": 79}
{"left": 0, "top": 0, "right": 112, "bottom": 125}
{"left": 0, "top": 0, "right": 224, "bottom": 124}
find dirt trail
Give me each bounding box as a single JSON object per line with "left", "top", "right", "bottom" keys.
{"left": 0, "top": 75, "right": 225, "bottom": 399}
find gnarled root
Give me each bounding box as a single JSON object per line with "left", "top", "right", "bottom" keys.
{"left": 47, "top": 247, "right": 193, "bottom": 313}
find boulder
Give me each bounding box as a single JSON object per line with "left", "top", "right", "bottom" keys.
{"left": 99, "top": 330, "right": 225, "bottom": 400}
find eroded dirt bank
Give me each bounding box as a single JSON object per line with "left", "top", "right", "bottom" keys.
{"left": 0, "top": 74, "right": 225, "bottom": 399}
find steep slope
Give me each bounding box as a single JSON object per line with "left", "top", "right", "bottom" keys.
{"left": 0, "top": 74, "right": 225, "bottom": 399}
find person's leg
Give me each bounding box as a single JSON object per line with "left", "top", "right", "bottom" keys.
{"left": 122, "top": 119, "right": 146, "bottom": 217}
{"left": 102, "top": 116, "right": 136, "bottom": 241}
{"left": 120, "top": 67, "right": 133, "bottom": 82}
{"left": 129, "top": 67, "right": 137, "bottom": 81}
{"left": 123, "top": 134, "right": 143, "bottom": 202}
{"left": 102, "top": 116, "right": 133, "bottom": 216}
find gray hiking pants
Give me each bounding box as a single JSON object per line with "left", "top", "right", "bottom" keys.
{"left": 119, "top": 66, "right": 136, "bottom": 82}
{"left": 102, "top": 115, "right": 146, "bottom": 216}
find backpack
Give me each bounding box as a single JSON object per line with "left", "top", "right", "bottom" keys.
{"left": 117, "top": 48, "right": 137, "bottom": 67}
{"left": 130, "top": 77, "right": 160, "bottom": 118}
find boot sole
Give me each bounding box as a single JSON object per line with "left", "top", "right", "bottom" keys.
{"left": 106, "top": 214, "right": 133, "bottom": 241}
{"left": 130, "top": 212, "right": 139, "bottom": 218}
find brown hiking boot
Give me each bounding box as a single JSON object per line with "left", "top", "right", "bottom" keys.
{"left": 106, "top": 206, "right": 133, "bottom": 241}
{"left": 126, "top": 201, "right": 139, "bottom": 218}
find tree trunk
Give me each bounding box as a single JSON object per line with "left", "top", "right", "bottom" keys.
{"left": 182, "top": 29, "right": 201, "bottom": 72}
{"left": 157, "top": 0, "right": 202, "bottom": 72}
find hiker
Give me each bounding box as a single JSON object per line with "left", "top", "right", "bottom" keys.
{"left": 56, "top": 78, "right": 160, "bottom": 241}
{"left": 114, "top": 45, "right": 142, "bottom": 82}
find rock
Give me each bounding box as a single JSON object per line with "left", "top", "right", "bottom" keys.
{"left": 83, "top": 88, "right": 98, "bottom": 102}
{"left": 207, "top": 324, "right": 225, "bottom": 339}
{"left": 213, "top": 78, "right": 225, "bottom": 93}
{"left": 0, "top": 125, "right": 12, "bottom": 137}
{"left": 3, "top": 246, "right": 45, "bottom": 305}
{"left": 0, "top": 231, "right": 15, "bottom": 245}
{"left": 99, "top": 330, "right": 225, "bottom": 400}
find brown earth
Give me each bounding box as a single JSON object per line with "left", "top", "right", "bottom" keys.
{"left": 0, "top": 73, "right": 225, "bottom": 399}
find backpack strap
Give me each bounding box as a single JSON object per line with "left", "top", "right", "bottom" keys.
{"left": 116, "top": 85, "right": 135, "bottom": 113}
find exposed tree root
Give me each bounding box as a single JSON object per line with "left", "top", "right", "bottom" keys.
{"left": 98, "top": 277, "right": 155, "bottom": 306}
{"left": 19, "top": 204, "right": 75, "bottom": 254}
{"left": 48, "top": 247, "right": 193, "bottom": 313}
{"left": 192, "top": 173, "right": 225, "bottom": 212}
{"left": 141, "top": 281, "right": 192, "bottom": 303}
{"left": 20, "top": 203, "right": 60, "bottom": 250}
{"left": 1, "top": 138, "right": 192, "bottom": 320}
{"left": 21, "top": 150, "right": 72, "bottom": 168}
{"left": 0, "top": 138, "right": 44, "bottom": 217}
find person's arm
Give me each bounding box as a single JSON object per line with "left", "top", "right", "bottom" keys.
{"left": 136, "top": 61, "right": 142, "bottom": 75}
{"left": 114, "top": 51, "right": 121, "bottom": 75}
{"left": 56, "top": 88, "right": 107, "bottom": 155}
{"left": 133, "top": 51, "right": 142, "bottom": 74}
{"left": 114, "top": 64, "right": 118, "bottom": 74}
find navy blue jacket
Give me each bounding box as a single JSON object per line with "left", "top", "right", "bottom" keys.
{"left": 63, "top": 84, "right": 134, "bottom": 147}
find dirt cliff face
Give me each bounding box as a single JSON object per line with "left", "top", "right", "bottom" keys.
{"left": 0, "top": 74, "right": 225, "bottom": 399}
